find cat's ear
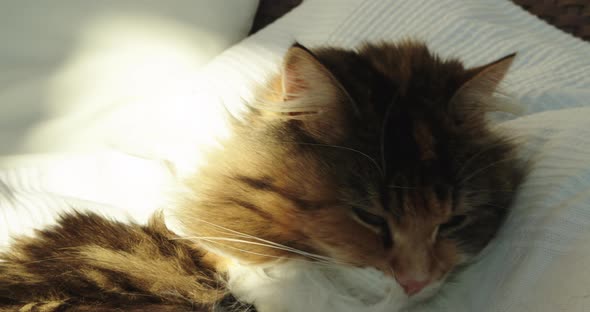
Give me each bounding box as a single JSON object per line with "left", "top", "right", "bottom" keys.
{"left": 280, "top": 43, "right": 353, "bottom": 142}
{"left": 450, "top": 53, "right": 519, "bottom": 121}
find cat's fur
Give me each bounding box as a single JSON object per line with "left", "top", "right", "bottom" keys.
{"left": 176, "top": 41, "right": 523, "bottom": 276}
{"left": 0, "top": 212, "right": 233, "bottom": 311}
{"left": 0, "top": 41, "right": 525, "bottom": 312}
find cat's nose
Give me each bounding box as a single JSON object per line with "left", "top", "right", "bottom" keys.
{"left": 394, "top": 272, "right": 431, "bottom": 296}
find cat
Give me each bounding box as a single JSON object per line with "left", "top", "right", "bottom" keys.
{"left": 0, "top": 40, "right": 525, "bottom": 312}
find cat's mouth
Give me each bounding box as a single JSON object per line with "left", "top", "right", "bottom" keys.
{"left": 407, "top": 277, "right": 446, "bottom": 302}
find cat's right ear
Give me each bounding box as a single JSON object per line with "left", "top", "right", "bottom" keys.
{"left": 279, "top": 43, "right": 353, "bottom": 143}
{"left": 450, "top": 53, "right": 520, "bottom": 124}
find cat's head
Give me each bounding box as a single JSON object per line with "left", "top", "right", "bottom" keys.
{"left": 178, "top": 41, "right": 523, "bottom": 296}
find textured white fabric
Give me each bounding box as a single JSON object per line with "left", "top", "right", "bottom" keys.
{"left": 2, "top": 0, "right": 590, "bottom": 311}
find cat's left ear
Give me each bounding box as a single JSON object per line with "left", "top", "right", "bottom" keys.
{"left": 279, "top": 43, "right": 354, "bottom": 142}
{"left": 451, "top": 53, "right": 518, "bottom": 119}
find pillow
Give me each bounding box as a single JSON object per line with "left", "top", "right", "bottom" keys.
{"left": 0, "top": 0, "right": 259, "bottom": 156}
{"left": 2, "top": 0, "right": 590, "bottom": 311}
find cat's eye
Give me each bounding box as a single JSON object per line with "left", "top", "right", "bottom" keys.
{"left": 352, "top": 207, "right": 386, "bottom": 227}
{"left": 439, "top": 215, "right": 467, "bottom": 232}
{"left": 352, "top": 207, "right": 392, "bottom": 248}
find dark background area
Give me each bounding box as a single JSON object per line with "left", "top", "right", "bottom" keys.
{"left": 252, "top": 0, "right": 590, "bottom": 41}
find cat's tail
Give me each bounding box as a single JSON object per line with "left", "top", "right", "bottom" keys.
{"left": 0, "top": 211, "right": 229, "bottom": 311}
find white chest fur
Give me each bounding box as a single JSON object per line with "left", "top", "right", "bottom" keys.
{"left": 226, "top": 261, "right": 413, "bottom": 312}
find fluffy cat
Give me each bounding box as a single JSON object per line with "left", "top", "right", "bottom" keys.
{"left": 0, "top": 41, "right": 525, "bottom": 312}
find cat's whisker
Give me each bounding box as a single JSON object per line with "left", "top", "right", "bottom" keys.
{"left": 282, "top": 142, "right": 384, "bottom": 177}
{"left": 181, "top": 236, "right": 332, "bottom": 262}
{"left": 346, "top": 195, "right": 380, "bottom": 207}
{"left": 181, "top": 216, "right": 305, "bottom": 250}
{"left": 181, "top": 236, "right": 341, "bottom": 265}
{"left": 388, "top": 266, "right": 395, "bottom": 277}
{"left": 455, "top": 138, "right": 519, "bottom": 177}
{"left": 458, "top": 155, "right": 521, "bottom": 185}
{"left": 178, "top": 216, "right": 345, "bottom": 265}
{"left": 196, "top": 238, "right": 290, "bottom": 261}
{"left": 386, "top": 185, "right": 418, "bottom": 190}
{"left": 478, "top": 203, "right": 506, "bottom": 210}
{"left": 466, "top": 188, "right": 516, "bottom": 192}
{"left": 196, "top": 238, "right": 340, "bottom": 267}
{"left": 236, "top": 134, "right": 384, "bottom": 177}
{"left": 463, "top": 189, "right": 516, "bottom": 196}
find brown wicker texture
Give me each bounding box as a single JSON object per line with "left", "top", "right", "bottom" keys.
{"left": 252, "top": 0, "right": 590, "bottom": 41}
{"left": 513, "top": 0, "right": 590, "bottom": 41}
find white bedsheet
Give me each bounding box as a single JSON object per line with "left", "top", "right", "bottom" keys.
{"left": 2, "top": 0, "right": 590, "bottom": 311}
{"left": 0, "top": 0, "right": 258, "bottom": 246}
{"left": 0, "top": 0, "right": 258, "bottom": 156}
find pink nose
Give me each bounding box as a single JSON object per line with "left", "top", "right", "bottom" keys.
{"left": 394, "top": 273, "right": 431, "bottom": 296}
